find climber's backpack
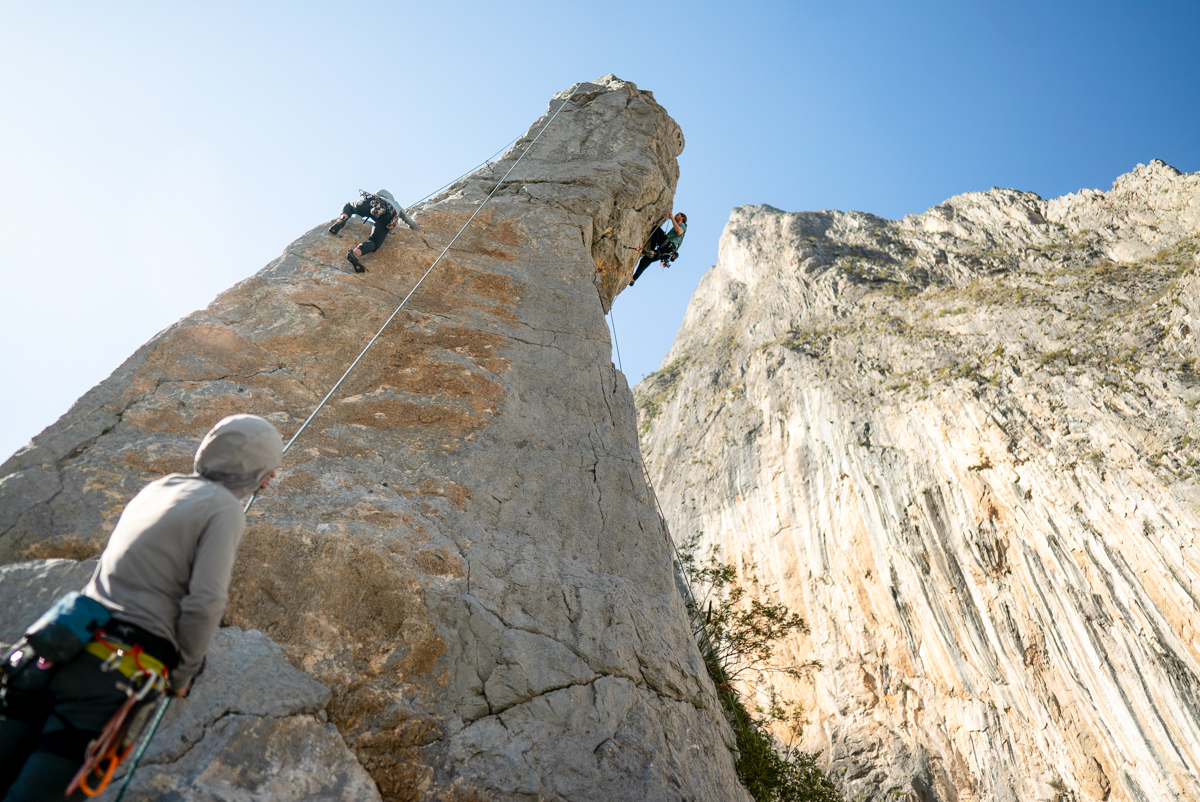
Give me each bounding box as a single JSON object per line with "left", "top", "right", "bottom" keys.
{"left": 2, "top": 592, "right": 111, "bottom": 697}
{"left": 25, "top": 591, "right": 112, "bottom": 664}
{"left": 369, "top": 198, "right": 394, "bottom": 220}
{"left": 360, "top": 190, "right": 395, "bottom": 222}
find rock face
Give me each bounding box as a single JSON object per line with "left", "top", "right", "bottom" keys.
{"left": 636, "top": 161, "right": 1200, "bottom": 802}
{"left": 0, "top": 76, "right": 748, "bottom": 801}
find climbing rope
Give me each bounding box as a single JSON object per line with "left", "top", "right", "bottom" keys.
{"left": 608, "top": 309, "right": 624, "bottom": 373}
{"left": 245, "top": 84, "right": 583, "bottom": 512}
{"left": 638, "top": 457, "right": 721, "bottom": 662}
{"left": 405, "top": 134, "right": 522, "bottom": 209}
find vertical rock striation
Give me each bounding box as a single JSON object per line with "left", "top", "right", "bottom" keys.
{"left": 0, "top": 76, "right": 748, "bottom": 801}
{"left": 637, "top": 161, "right": 1200, "bottom": 801}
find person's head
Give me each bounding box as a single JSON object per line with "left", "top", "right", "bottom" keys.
{"left": 377, "top": 189, "right": 397, "bottom": 205}
{"left": 675, "top": 212, "right": 687, "bottom": 225}
{"left": 193, "top": 415, "right": 284, "bottom": 499}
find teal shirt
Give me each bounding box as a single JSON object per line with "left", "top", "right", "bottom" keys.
{"left": 665, "top": 221, "right": 686, "bottom": 250}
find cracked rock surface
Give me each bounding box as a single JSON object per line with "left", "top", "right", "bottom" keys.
{"left": 636, "top": 160, "right": 1200, "bottom": 802}
{"left": 0, "top": 76, "right": 747, "bottom": 801}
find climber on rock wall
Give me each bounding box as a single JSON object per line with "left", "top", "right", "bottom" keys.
{"left": 329, "top": 189, "right": 419, "bottom": 273}
{"left": 0, "top": 415, "right": 283, "bottom": 801}
{"left": 630, "top": 211, "right": 687, "bottom": 286}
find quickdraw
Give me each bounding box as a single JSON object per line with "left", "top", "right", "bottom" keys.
{"left": 65, "top": 633, "right": 168, "bottom": 798}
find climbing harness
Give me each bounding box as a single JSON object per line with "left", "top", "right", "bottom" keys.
{"left": 65, "top": 631, "right": 168, "bottom": 797}
{"left": 87, "top": 630, "right": 169, "bottom": 683}
{"left": 2, "top": 592, "right": 113, "bottom": 703}
{"left": 244, "top": 82, "right": 584, "bottom": 514}
{"left": 623, "top": 237, "right": 678, "bottom": 269}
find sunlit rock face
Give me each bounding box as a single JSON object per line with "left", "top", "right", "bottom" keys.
{"left": 636, "top": 161, "right": 1200, "bottom": 802}
{"left": 0, "top": 76, "right": 750, "bottom": 801}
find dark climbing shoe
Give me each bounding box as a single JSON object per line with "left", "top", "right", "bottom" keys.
{"left": 628, "top": 280, "right": 635, "bottom": 287}
{"left": 329, "top": 217, "right": 346, "bottom": 235}
{"left": 347, "top": 251, "right": 366, "bottom": 273}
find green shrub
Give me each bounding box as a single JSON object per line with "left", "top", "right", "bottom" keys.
{"left": 675, "top": 538, "right": 844, "bottom": 802}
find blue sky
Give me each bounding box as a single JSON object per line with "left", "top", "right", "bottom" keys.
{"left": 2, "top": 1, "right": 1198, "bottom": 460}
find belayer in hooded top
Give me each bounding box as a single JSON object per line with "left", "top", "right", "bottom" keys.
{"left": 630, "top": 212, "right": 687, "bottom": 286}
{"left": 329, "top": 189, "right": 419, "bottom": 273}
{"left": 0, "top": 415, "right": 284, "bottom": 801}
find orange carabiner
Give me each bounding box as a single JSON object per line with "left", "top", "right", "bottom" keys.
{"left": 79, "top": 741, "right": 134, "bottom": 797}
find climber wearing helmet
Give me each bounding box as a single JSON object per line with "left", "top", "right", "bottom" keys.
{"left": 629, "top": 211, "right": 687, "bottom": 286}
{"left": 0, "top": 415, "right": 283, "bottom": 801}
{"left": 328, "top": 189, "right": 419, "bottom": 273}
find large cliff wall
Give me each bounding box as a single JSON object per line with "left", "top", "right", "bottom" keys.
{"left": 0, "top": 76, "right": 749, "bottom": 802}
{"left": 636, "top": 161, "right": 1200, "bottom": 802}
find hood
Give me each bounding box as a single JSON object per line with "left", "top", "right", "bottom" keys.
{"left": 193, "top": 414, "right": 284, "bottom": 498}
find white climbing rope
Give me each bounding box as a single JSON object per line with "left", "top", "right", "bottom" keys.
{"left": 245, "top": 83, "right": 584, "bottom": 512}
{"left": 406, "top": 134, "right": 523, "bottom": 209}
{"left": 608, "top": 309, "right": 624, "bottom": 373}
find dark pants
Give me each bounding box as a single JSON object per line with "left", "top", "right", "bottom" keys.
{"left": 0, "top": 652, "right": 130, "bottom": 801}
{"left": 633, "top": 228, "right": 673, "bottom": 282}
{"left": 341, "top": 200, "right": 390, "bottom": 256}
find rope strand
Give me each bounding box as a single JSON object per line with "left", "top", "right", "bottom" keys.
{"left": 608, "top": 309, "right": 623, "bottom": 374}
{"left": 405, "top": 134, "right": 522, "bottom": 210}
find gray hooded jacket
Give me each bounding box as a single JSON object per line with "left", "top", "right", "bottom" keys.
{"left": 83, "top": 415, "right": 283, "bottom": 685}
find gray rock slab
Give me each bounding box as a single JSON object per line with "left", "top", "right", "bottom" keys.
{"left": 145, "top": 626, "right": 333, "bottom": 764}
{"left": 0, "top": 557, "right": 97, "bottom": 643}
{"left": 104, "top": 714, "right": 380, "bottom": 802}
